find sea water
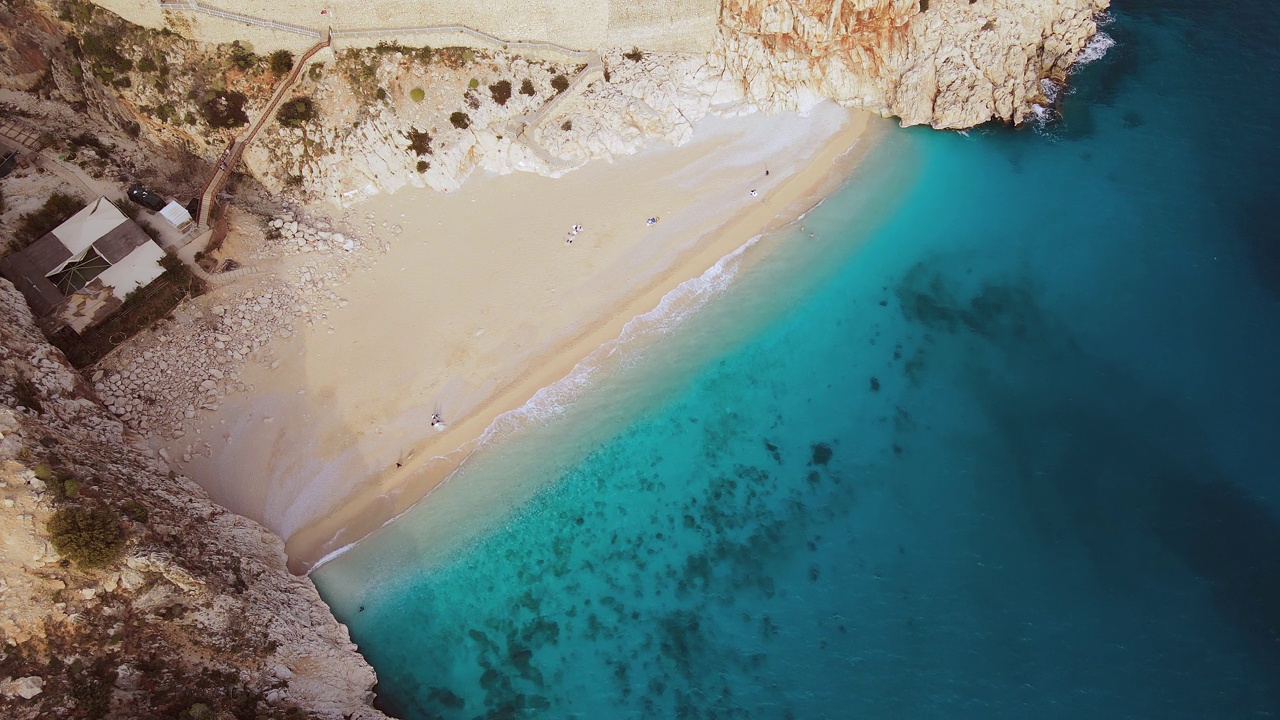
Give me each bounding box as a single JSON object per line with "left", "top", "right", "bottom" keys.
{"left": 314, "top": 1, "right": 1280, "bottom": 717}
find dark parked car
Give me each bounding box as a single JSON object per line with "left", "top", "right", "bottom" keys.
{"left": 127, "top": 184, "right": 166, "bottom": 212}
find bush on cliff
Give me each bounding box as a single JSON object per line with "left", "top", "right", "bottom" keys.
{"left": 47, "top": 506, "right": 126, "bottom": 569}
{"left": 15, "top": 191, "right": 82, "bottom": 248}
{"left": 269, "top": 49, "right": 294, "bottom": 76}
{"left": 277, "top": 97, "right": 316, "bottom": 128}
{"left": 200, "top": 91, "right": 249, "bottom": 129}
{"left": 489, "top": 80, "right": 512, "bottom": 106}
{"left": 228, "top": 41, "right": 257, "bottom": 71}
{"left": 406, "top": 128, "right": 432, "bottom": 156}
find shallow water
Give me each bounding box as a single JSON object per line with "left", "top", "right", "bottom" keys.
{"left": 315, "top": 2, "right": 1280, "bottom": 717}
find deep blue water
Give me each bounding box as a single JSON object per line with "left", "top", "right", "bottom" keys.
{"left": 315, "top": 2, "right": 1280, "bottom": 717}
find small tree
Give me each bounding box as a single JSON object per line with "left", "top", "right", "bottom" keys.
{"left": 47, "top": 506, "right": 126, "bottom": 569}
{"left": 551, "top": 74, "right": 569, "bottom": 94}
{"left": 269, "top": 49, "right": 294, "bottom": 75}
{"left": 410, "top": 87, "right": 425, "bottom": 102}
{"left": 519, "top": 78, "right": 535, "bottom": 96}
{"left": 450, "top": 111, "right": 471, "bottom": 129}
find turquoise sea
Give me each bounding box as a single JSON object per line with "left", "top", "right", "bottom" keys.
{"left": 315, "top": 1, "right": 1280, "bottom": 717}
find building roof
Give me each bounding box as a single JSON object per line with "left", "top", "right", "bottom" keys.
{"left": 159, "top": 200, "right": 193, "bottom": 228}
{"left": 0, "top": 196, "right": 164, "bottom": 326}
{"left": 0, "top": 234, "right": 72, "bottom": 317}
{"left": 24, "top": 233, "right": 74, "bottom": 271}
{"left": 93, "top": 218, "right": 152, "bottom": 264}
{"left": 51, "top": 197, "right": 127, "bottom": 255}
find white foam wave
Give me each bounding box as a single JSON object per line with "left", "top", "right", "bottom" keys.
{"left": 1041, "top": 78, "right": 1063, "bottom": 105}
{"left": 479, "top": 234, "right": 762, "bottom": 443}
{"left": 1076, "top": 32, "right": 1116, "bottom": 67}
{"left": 309, "top": 233, "right": 773, "bottom": 573}
{"left": 311, "top": 540, "right": 359, "bottom": 569}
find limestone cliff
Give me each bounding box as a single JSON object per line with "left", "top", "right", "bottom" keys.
{"left": 716, "top": 0, "right": 1111, "bottom": 128}
{"left": 0, "top": 278, "right": 384, "bottom": 719}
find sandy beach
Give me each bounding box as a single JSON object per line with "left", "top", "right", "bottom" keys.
{"left": 160, "top": 103, "right": 877, "bottom": 573}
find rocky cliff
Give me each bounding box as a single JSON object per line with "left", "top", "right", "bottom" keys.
{"left": 242, "top": 0, "right": 1110, "bottom": 202}
{"left": 716, "top": 0, "right": 1111, "bottom": 128}
{"left": 0, "top": 277, "right": 384, "bottom": 719}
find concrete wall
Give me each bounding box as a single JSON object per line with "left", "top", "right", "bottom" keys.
{"left": 94, "top": 0, "right": 720, "bottom": 53}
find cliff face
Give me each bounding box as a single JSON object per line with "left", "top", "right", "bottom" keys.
{"left": 716, "top": 0, "right": 1111, "bottom": 127}
{"left": 0, "top": 279, "right": 384, "bottom": 719}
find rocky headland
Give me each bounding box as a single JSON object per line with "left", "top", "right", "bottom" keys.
{"left": 0, "top": 278, "right": 385, "bottom": 719}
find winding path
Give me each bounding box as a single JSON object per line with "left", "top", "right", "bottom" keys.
{"left": 196, "top": 32, "right": 332, "bottom": 227}
{"left": 162, "top": 0, "right": 607, "bottom": 180}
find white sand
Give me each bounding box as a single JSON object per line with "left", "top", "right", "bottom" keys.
{"left": 164, "top": 103, "right": 875, "bottom": 572}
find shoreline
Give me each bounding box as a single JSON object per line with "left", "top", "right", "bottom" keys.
{"left": 288, "top": 112, "right": 887, "bottom": 574}
{"left": 145, "top": 104, "right": 883, "bottom": 575}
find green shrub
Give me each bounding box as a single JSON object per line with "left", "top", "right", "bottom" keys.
{"left": 15, "top": 191, "right": 82, "bottom": 247}
{"left": 121, "top": 499, "right": 149, "bottom": 524}
{"left": 80, "top": 33, "right": 133, "bottom": 74}
{"left": 136, "top": 57, "right": 158, "bottom": 73}
{"left": 308, "top": 62, "right": 324, "bottom": 81}
{"left": 561, "top": 119, "right": 573, "bottom": 131}
{"left": 47, "top": 506, "right": 126, "bottom": 569}
{"left": 449, "top": 111, "right": 471, "bottom": 130}
{"left": 489, "top": 79, "right": 511, "bottom": 106}
{"left": 276, "top": 96, "right": 315, "bottom": 127}
{"left": 228, "top": 41, "right": 256, "bottom": 71}
{"left": 468, "top": 77, "right": 479, "bottom": 89}
{"left": 519, "top": 78, "right": 535, "bottom": 96}
{"left": 375, "top": 87, "right": 387, "bottom": 101}
{"left": 551, "top": 74, "right": 569, "bottom": 93}
{"left": 200, "top": 91, "right": 249, "bottom": 129}
{"left": 409, "top": 87, "right": 425, "bottom": 102}
{"left": 49, "top": 470, "right": 80, "bottom": 501}
{"left": 269, "top": 49, "right": 294, "bottom": 75}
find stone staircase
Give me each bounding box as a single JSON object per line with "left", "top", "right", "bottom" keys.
{"left": 196, "top": 33, "right": 332, "bottom": 227}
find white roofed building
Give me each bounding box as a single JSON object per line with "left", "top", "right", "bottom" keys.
{"left": 159, "top": 200, "right": 194, "bottom": 233}
{"left": 0, "top": 197, "right": 168, "bottom": 333}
